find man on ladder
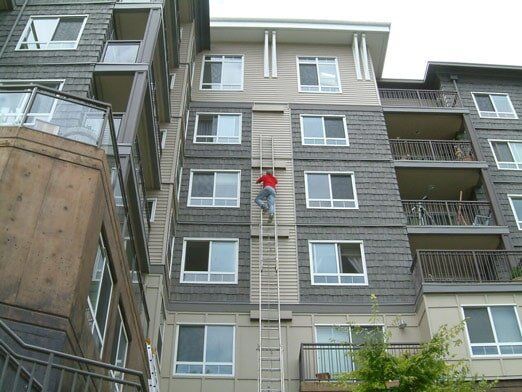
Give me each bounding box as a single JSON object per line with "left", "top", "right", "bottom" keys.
{"left": 255, "top": 170, "right": 278, "bottom": 222}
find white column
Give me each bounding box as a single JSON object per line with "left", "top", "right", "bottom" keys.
{"left": 360, "top": 33, "right": 371, "bottom": 80}
{"left": 264, "top": 30, "right": 270, "bottom": 78}
{"left": 271, "top": 31, "right": 278, "bottom": 78}
{"left": 352, "top": 33, "right": 362, "bottom": 80}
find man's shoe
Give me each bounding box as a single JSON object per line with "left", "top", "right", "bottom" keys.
{"left": 268, "top": 213, "right": 274, "bottom": 223}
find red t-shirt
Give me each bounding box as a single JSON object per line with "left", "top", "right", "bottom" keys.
{"left": 257, "top": 174, "right": 278, "bottom": 189}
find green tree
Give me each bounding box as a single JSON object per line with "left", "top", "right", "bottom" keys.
{"left": 335, "top": 296, "right": 493, "bottom": 392}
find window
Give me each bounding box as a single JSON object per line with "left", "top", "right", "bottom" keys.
{"left": 167, "top": 212, "right": 175, "bottom": 278}
{"left": 181, "top": 239, "right": 238, "bottom": 283}
{"left": 160, "top": 129, "right": 167, "bottom": 150}
{"left": 174, "top": 325, "right": 235, "bottom": 376}
{"left": 170, "top": 73, "right": 176, "bottom": 90}
{"left": 87, "top": 236, "right": 114, "bottom": 355}
{"left": 463, "top": 306, "right": 522, "bottom": 356}
{"left": 297, "top": 57, "right": 341, "bottom": 93}
{"left": 102, "top": 41, "right": 140, "bottom": 63}
{"left": 301, "top": 115, "right": 348, "bottom": 146}
{"left": 201, "top": 55, "right": 243, "bottom": 91}
{"left": 17, "top": 16, "right": 87, "bottom": 50}
{"left": 188, "top": 170, "right": 240, "bottom": 207}
{"left": 508, "top": 195, "right": 522, "bottom": 230}
{"left": 194, "top": 113, "right": 241, "bottom": 144}
{"left": 157, "top": 304, "right": 165, "bottom": 364}
{"left": 472, "top": 93, "right": 517, "bottom": 119}
{"left": 490, "top": 140, "right": 522, "bottom": 170}
{"left": 176, "top": 143, "right": 183, "bottom": 203}
{"left": 110, "top": 307, "right": 129, "bottom": 391}
{"left": 309, "top": 241, "right": 367, "bottom": 285}
{"left": 146, "top": 198, "right": 157, "bottom": 222}
{"left": 305, "top": 172, "right": 357, "bottom": 209}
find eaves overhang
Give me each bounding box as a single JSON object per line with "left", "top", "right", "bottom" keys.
{"left": 209, "top": 18, "right": 390, "bottom": 78}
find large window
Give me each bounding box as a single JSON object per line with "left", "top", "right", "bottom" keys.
{"left": 463, "top": 306, "right": 522, "bottom": 356}
{"left": 309, "top": 241, "right": 367, "bottom": 285}
{"left": 472, "top": 93, "right": 517, "bottom": 119}
{"left": 508, "top": 195, "right": 522, "bottom": 230}
{"left": 110, "top": 307, "right": 129, "bottom": 391}
{"left": 174, "top": 325, "right": 235, "bottom": 376}
{"left": 300, "top": 115, "right": 348, "bottom": 146}
{"left": 188, "top": 170, "right": 240, "bottom": 207}
{"left": 297, "top": 57, "right": 341, "bottom": 93}
{"left": 489, "top": 140, "right": 522, "bottom": 170}
{"left": 87, "top": 236, "right": 114, "bottom": 355}
{"left": 194, "top": 113, "right": 241, "bottom": 144}
{"left": 201, "top": 55, "right": 243, "bottom": 91}
{"left": 181, "top": 239, "right": 238, "bottom": 284}
{"left": 305, "top": 172, "right": 357, "bottom": 209}
{"left": 17, "top": 16, "right": 87, "bottom": 50}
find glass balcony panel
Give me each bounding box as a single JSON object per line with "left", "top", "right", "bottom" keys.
{"left": 0, "top": 91, "right": 31, "bottom": 125}
{"left": 102, "top": 42, "right": 140, "bottom": 63}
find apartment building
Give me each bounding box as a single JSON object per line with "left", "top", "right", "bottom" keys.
{"left": 1, "top": 2, "right": 522, "bottom": 392}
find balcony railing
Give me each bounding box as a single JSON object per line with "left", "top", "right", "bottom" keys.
{"left": 412, "top": 250, "right": 522, "bottom": 286}
{"left": 379, "top": 89, "right": 462, "bottom": 108}
{"left": 402, "top": 200, "right": 495, "bottom": 226}
{"left": 0, "top": 85, "right": 112, "bottom": 147}
{"left": 299, "top": 343, "right": 421, "bottom": 382}
{"left": 390, "top": 139, "right": 476, "bottom": 162}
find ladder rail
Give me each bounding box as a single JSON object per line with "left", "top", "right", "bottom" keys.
{"left": 257, "top": 134, "right": 263, "bottom": 392}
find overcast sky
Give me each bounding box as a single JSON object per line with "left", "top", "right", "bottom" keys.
{"left": 210, "top": 0, "right": 522, "bottom": 80}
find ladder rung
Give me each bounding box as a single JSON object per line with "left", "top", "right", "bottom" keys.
{"left": 260, "top": 347, "right": 280, "bottom": 350}
{"left": 260, "top": 357, "right": 279, "bottom": 361}
{"left": 262, "top": 378, "right": 282, "bottom": 382}
{"left": 261, "top": 368, "right": 281, "bottom": 371}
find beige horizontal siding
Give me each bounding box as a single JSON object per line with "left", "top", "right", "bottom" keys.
{"left": 192, "top": 42, "right": 380, "bottom": 105}
{"left": 159, "top": 118, "right": 181, "bottom": 184}
{"left": 178, "top": 22, "right": 194, "bottom": 64}
{"left": 147, "top": 185, "right": 173, "bottom": 265}
{"left": 170, "top": 66, "right": 189, "bottom": 118}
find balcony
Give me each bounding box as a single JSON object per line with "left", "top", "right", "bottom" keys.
{"left": 390, "top": 139, "right": 476, "bottom": 162}
{"left": 402, "top": 200, "right": 494, "bottom": 227}
{"left": 299, "top": 343, "right": 421, "bottom": 385}
{"left": 379, "top": 89, "right": 462, "bottom": 109}
{"left": 412, "top": 250, "right": 522, "bottom": 289}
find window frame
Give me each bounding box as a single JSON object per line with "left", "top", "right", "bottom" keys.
{"left": 187, "top": 169, "right": 241, "bottom": 208}
{"left": 87, "top": 234, "right": 114, "bottom": 358}
{"left": 488, "top": 139, "right": 522, "bottom": 170}
{"left": 146, "top": 198, "right": 157, "bottom": 222}
{"left": 300, "top": 114, "right": 349, "bottom": 146}
{"left": 199, "top": 54, "right": 244, "bottom": 91}
{"left": 110, "top": 306, "right": 129, "bottom": 391}
{"left": 160, "top": 129, "right": 167, "bottom": 151}
{"left": 296, "top": 56, "right": 342, "bottom": 94}
{"left": 304, "top": 171, "right": 358, "bottom": 209}
{"left": 193, "top": 112, "right": 242, "bottom": 145}
{"left": 508, "top": 194, "right": 522, "bottom": 230}
{"left": 16, "top": 15, "right": 88, "bottom": 51}
{"left": 308, "top": 240, "right": 368, "bottom": 286}
{"left": 173, "top": 323, "right": 236, "bottom": 377}
{"left": 461, "top": 305, "right": 522, "bottom": 358}
{"left": 471, "top": 92, "right": 518, "bottom": 119}
{"left": 180, "top": 238, "right": 239, "bottom": 284}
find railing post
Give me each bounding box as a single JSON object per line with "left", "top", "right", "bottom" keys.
{"left": 429, "top": 140, "right": 436, "bottom": 160}
{"left": 42, "top": 352, "right": 54, "bottom": 391}
{"left": 21, "top": 87, "right": 38, "bottom": 126}
{"left": 445, "top": 201, "right": 453, "bottom": 225}
{"left": 416, "top": 90, "right": 423, "bottom": 107}
{"left": 471, "top": 251, "right": 482, "bottom": 283}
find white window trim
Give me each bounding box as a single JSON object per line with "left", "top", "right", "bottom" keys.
{"left": 157, "top": 304, "right": 166, "bottom": 364}
{"left": 187, "top": 170, "right": 241, "bottom": 208}
{"left": 488, "top": 139, "right": 522, "bottom": 171}
{"left": 169, "top": 73, "right": 176, "bottom": 90}
{"left": 199, "top": 54, "right": 244, "bottom": 91}
{"left": 160, "top": 129, "right": 167, "bottom": 150}
{"left": 87, "top": 235, "right": 114, "bottom": 358}
{"left": 299, "top": 114, "right": 349, "bottom": 146}
{"left": 308, "top": 240, "right": 368, "bottom": 286}
{"left": 16, "top": 15, "right": 88, "bottom": 51}
{"left": 471, "top": 92, "right": 518, "bottom": 119}
{"left": 461, "top": 304, "right": 522, "bottom": 358}
{"left": 110, "top": 306, "right": 129, "bottom": 391}
{"left": 507, "top": 194, "right": 522, "bottom": 230}
{"left": 147, "top": 198, "right": 157, "bottom": 222}
{"left": 193, "top": 112, "right": 242, "bottom": 145}
{"left": 173, "top": 323, "right": 236, "bottom": 377}
{"left": 183, "top": 110, "right": 190, "bottom": 140}
{"left": 304, "top": 171, "right": 358, "bottom": 209}
{"left": 191, "top": 61, "right": 196, "bottom": 87}
{"left": 180, "top": 238, "right": 239, "bottom": 284}
{"left": 296, "top": 56, "right": 342, "bottom": 94}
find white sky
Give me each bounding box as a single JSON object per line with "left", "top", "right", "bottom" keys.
{"left": 210, "top": 0, "right": 522, "bottom": 79}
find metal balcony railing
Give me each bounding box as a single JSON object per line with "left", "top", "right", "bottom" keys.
{"left": 412, "top": 250, "right": 522, "bottom": 286}
{"left": 0, "top": 319, "right": 148, "bottom": 391}
{"left": 0, "top": 85, "right": 113, "bottom": 148}
{"left": 390, "top": 139, "right": 476, "bottom": 162}
{"left": 402, "top": 200, "right": 495, "bottom": 226}
{"left": 379, "top": 88, "right": 462, "bottom": 108}
{"left": 299, "top": 343, "right": 421, "bottom": 382}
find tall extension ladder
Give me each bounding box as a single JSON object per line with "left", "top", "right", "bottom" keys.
{"left": 257, "top": 135, "right": 285, "bottom": 392}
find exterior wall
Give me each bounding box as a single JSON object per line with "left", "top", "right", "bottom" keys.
{"left": 159, "top": 310, "right": 421, "bottom": 392}
{"left": 0, "top": 127, "right": 148, "bottom": 372}
{"left": 422, "top": 293, "right": 522, "bottom": 379}
{"left": 191, "top": 42, "right": 380, "bottom": 106}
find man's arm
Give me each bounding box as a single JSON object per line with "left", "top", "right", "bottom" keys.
{"left": 256, "top": 175, "right": 264, "bottom": 184}
{"left": 274, "top": 177, "right": 278, "bottom": 185}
